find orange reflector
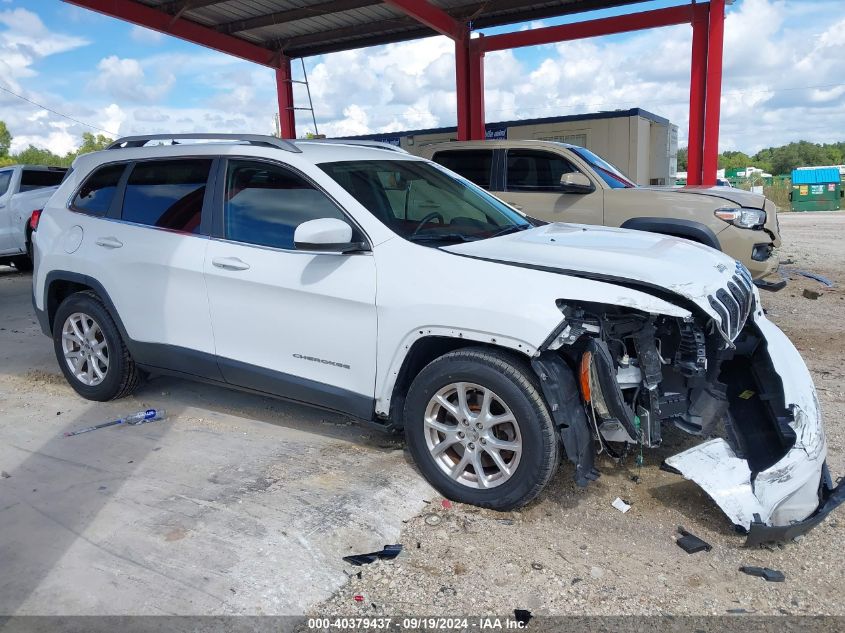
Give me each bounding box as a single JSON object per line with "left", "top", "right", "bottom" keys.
{"left": 579, "top": 351, "right": 592, "bottom": 402}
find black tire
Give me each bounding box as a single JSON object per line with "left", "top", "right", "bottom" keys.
{"left": 11, "top": 256, "right": 32, "bottom": 272}
{"left": 52, "top": 291, "right": 142, "bottom": 401}
{"left": 404, "top": 347, "right": 560, "bottom": 510}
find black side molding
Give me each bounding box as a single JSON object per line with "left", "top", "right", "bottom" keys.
{"left": 620, "top": 217, "right": 721, "bottom": 251}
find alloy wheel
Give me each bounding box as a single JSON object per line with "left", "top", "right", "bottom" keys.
{"left": 423, "top": 382, "right": 522, "bottom": 489}
{"left": 61, "top": 312, "right": 109, "bottom": 386}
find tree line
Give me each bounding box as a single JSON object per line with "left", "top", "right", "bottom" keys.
{"left": 677, "top": 140, "right": 845, "bottom": 176}
{"left": 0, "top": 121, "right": 113, "bottom": 168}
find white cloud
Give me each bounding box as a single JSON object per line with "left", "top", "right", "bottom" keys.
{"left": 129, "top": 25, "right": 163, "bottom": 45}
{"left": 90, "top": 55, "right": 175, "bottom": 103}
{"left": 0, "top": 7, "right": 88, "bottom": 91}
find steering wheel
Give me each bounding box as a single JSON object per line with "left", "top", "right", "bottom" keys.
{"left": 410, "top": 211, "right": 445, "bottom": 238}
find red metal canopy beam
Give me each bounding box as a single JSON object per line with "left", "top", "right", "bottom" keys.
{"left": 63, "top": 0, "right": 279, "bottom": 68}
{"left": 701, "top": 0, "right": 725, "bottom": 186}
{"left": 276, "top": 58, "right": 297, "bottom": 139}
{"left": 475, "top": 4, "right": 697, "bottom": 53}
{"left": 382, "top": 0, "right": 463, "bottom": 40}
{"left": 686, "top": 4, "right": 709, "bottom": 186}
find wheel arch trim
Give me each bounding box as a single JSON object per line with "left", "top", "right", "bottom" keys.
{"left": 41, "top": 271, "right": 131, "bottom": 344}
{"left": 619, "top": 217, "right": 721, "bottom": 250}
{"left": 377, "top": 327, "right": 538, "bottom": 420}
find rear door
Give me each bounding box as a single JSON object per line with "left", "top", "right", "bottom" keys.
{"left": 497, "top": 148, "right": 604, "bottom": 224}
{"left": 202, "top": 158, "right": 377, "bottom": 418}
{"left": 430, "top": 149, "right": 496, "bottom": 190}
{"left": 74, "top": 157, "right": 220, "bottom": 378}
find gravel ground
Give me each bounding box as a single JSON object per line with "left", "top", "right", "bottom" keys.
{"left": 311, "top": 212, "right": 845, "bottom": 618}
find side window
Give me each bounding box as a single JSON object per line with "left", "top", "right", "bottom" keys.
{"left": 20, "top": 169, "right": 66, "bottom": 192}
{"left": 72, "top": 163, "right": 127, "bottom": 216}
{"left": 432, "top": 150, "right": 494, "bottom": 188}
{"left": 0, "top": 170, "right": 11, "bottom": 197}
{"left": 122, "top": 159, "right": 212, "bottom": 233}
{"left": 225, "top": 160, "right": 350, "bottom": 250}
{"left": 506, "top": 150, "right": 580, "bottom": 192}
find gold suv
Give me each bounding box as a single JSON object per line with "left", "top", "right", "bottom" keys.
{"left": 419, "top": 140, "right": 783, "bottom": 289}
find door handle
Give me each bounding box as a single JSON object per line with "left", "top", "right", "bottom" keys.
{"left": 96, "top": 237, "right": 123, "bottom": 249}
{"left": 212, "top": 256, "right": 250, "bottom": 271}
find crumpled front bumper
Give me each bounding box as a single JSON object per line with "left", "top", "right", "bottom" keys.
{"left": 665, "top": 315, "right": 843, "bottom": 545}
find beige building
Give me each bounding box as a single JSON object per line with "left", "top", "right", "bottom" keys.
{"left": 340, "top": 108, "right": 679, "bottom": 186}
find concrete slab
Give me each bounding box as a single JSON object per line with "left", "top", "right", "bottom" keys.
{"left": 0, "top": 268, "right": 434, "bottom": 615}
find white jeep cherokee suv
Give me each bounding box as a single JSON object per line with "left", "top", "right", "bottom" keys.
{"left": 32, "top": 134, "right": 842, "bottom": 543}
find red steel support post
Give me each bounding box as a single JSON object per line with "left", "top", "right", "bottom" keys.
{"left": 686, "top": 4, "right": 709, "bottom": 186}
{"left": 468, "top": 39, "right": 485, "bottom": 140}
{"left": 701, "top": 0, "right": 725, "bottom": 186}
{"left": 455, "top": 31, "right": 471, "bottom": 141}
{"left": 276, "top": 58, "right": 296, "bottom": 139}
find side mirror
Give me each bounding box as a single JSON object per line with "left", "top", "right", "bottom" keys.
{"left": 294, "top": 218, "right": 367, "bottom": 253}
{"left": 560, "top": 171, "right": 595, "bottom": 194}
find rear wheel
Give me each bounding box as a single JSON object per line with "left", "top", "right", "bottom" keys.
{"left": 404, "top": 348, "right": 559, "bottom": 510}
{"left": 53, "top": 291, "right": 142, "bottom": 401}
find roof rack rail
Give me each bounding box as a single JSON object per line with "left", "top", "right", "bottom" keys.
{"left": 299, "top": 139, "right": 409, "bottom": 154}
{"left": 106, "top": 134, "right": 302, "bottom": 153}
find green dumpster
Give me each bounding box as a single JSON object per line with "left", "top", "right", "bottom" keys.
{"left": 790, "top": 167, "right": 842, "bottom": 211}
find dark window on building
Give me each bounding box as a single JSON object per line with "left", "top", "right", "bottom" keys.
{"left": 72, "top": 163, "right": 127, "bottom": 216}
{"left": 20, "top": 169, "right": 67, "bottom": 192}
{"left": 122, "top": 159, "right": 212, "bottom": 233}
{"left": 432, "top": 150, "right": 494, "bottom": 188}
{"left": 506, "top": 150, "right": 579, "bottom": 192}
{"left": 0, "top": 171, "right": 11, "bottom": 197}
{"left": 225, "top": 160, "right": 350, "bottom": 250}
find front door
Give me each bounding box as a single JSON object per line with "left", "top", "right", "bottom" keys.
{"left": 496, "top": 148, "right": 604, "bottom": 225}
{"left": 203, "top": 158, "right": 378, "bottom": 419}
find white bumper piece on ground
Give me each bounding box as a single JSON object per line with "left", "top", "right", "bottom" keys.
{"left": 665, "top": 316, "right": 844, "bottom": 545}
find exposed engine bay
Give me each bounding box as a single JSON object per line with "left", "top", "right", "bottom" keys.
{"left": 531, "top": 272, "right": 843, "bottom": 544}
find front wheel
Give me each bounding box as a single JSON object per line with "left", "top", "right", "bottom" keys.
{"left": 404, "top": 348, "right": 560, "bottom": 510}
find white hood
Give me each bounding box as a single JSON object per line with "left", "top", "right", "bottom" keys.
{"left": 445, "top": 223, "right": 742, "bottom": 317}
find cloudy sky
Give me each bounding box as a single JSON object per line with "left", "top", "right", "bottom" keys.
{"left": 0, "top": 0, "right": 842, "bottom": 156}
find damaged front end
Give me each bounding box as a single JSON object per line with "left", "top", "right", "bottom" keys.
{"left": 533, "top": 264, "right": 843, "bottom": 544}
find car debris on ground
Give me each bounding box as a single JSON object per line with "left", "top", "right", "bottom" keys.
{"left": 782, "top": 267, "right": 834, "bottom": 288}
{"left": 342, "top": 544, "right": 403, "bottom": 566}
{"left": 675, "top": 526, "right": 712, "bottom": 554}
{"left": 611, "top": 497, "right": 631, "bottom": 513}
{"left": 739, "top": 566, "right": 786, "bottom": 582}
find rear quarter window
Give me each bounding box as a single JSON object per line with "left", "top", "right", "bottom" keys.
{"left": 431, "top": 150, "right": 494, "bottom": 189}
{"left": 72, "top": 163, "right": 127, "bottom": 216}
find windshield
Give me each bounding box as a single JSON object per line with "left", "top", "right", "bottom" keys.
{"left": 570, "top": 147, "right": 635, "bottom": 189}
{"left": 319, "top": 159, "right": 530, "bottom": 244}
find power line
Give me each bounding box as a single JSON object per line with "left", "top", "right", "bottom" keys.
{"left": 0, "top": 84, "right": 117, "bottom": 136}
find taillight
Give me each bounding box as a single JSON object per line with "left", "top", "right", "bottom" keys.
{"left": 29, "top": 209, "right": 42, "bottom": 231}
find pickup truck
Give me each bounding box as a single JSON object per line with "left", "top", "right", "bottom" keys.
{"left": 0, "top": 165, "right": 67, "bottom": 271}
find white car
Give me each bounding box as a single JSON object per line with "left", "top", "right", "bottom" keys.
{"left": 0, "top": 164, "right": 67, "bottom": 270}
{"left": 32, "top": 134, "right": 842, "bottom": 543}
